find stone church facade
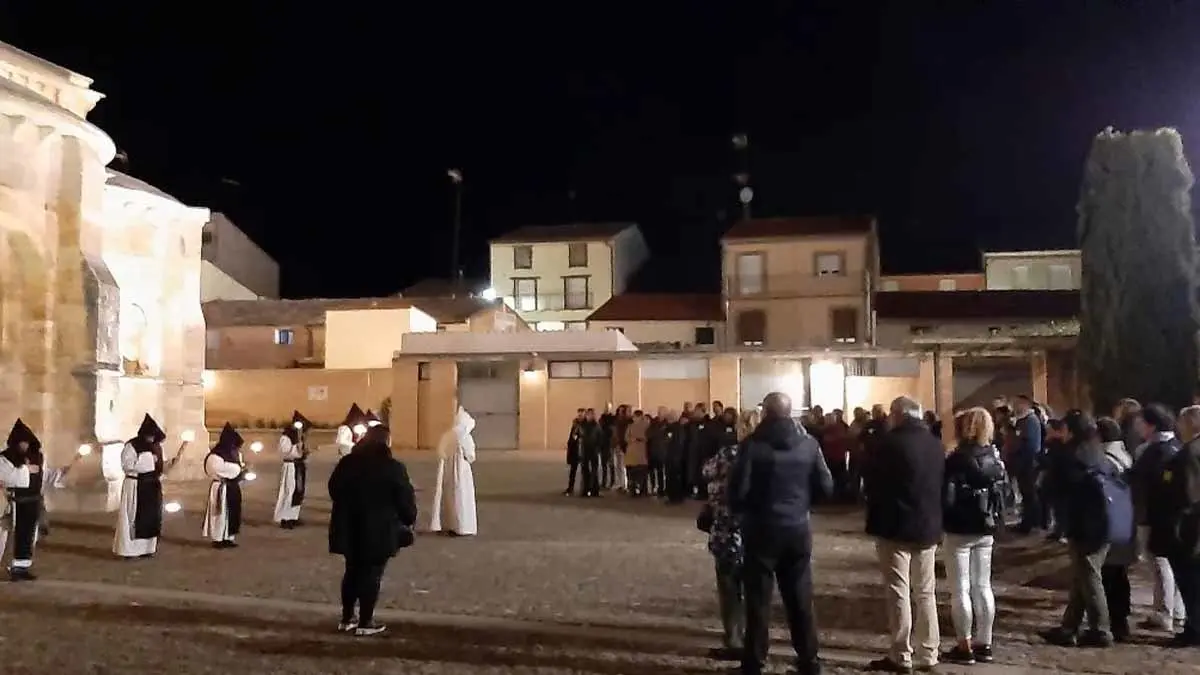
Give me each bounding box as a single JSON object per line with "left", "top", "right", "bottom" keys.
{"left": 0, "top": 41, "right": 206, "bottom": 492}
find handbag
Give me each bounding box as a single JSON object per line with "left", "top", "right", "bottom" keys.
{"left": 696, "top": 504, "right": 714, "bottom": 533}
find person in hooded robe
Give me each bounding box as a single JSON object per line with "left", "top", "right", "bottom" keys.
{"left": 113, "top": 414, "right": 167, "bottom": 559}
{"left": 336, "top": 403, "right": 367, "bottom": 458}
{"left": 203, "top": 423, "right": 247, "bottom": 548}
{"left": 274, "top": 411, "right": 311, "bottom": 529}
{"left": 429, "top": 405, "right": 478, "bottom": 536}
{"left": 1, "top": 419, "right": 39, "bottom": 580}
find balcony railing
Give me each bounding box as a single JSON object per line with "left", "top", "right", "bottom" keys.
{"left": 724, "top": 272, "right": 866, "bottom": 299}
{"left": 503, "top": 292, "right": 596, "bottom": 312}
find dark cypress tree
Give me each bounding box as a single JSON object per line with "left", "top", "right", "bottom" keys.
{"left": 1078, "top": 127, "right": 1200, "bottom": 413}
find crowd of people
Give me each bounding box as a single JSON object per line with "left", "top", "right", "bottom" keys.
{"left": 686, "top": 393, "right": 1200, "bottom": 674}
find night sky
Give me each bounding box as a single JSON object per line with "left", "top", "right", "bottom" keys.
{"left": 3, "top": 2, "right": 1199, "bottom": 298}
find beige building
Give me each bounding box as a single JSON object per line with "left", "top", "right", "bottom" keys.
{"left": 0, "top": 41, "right": 207, "bottom": 483}
{"left": 201, "top": 212, "right": 279, "bottom": 301}
{"left": 586, "top": 293, "right": 725, "bottom": 351}
{"left": 984, "top": 249, "right": 1080, "bottom": 290}
{"left": 488, "top": 222, "right": 649, "bottom": 331}
{"left": 878, "top": 272, "right": 985, "bottom": 292}
{"left": 203, "top": 296, "right": 525, "bottom": 370}
{"left": 722, "top": 216, "right": 878, "bottom": 349}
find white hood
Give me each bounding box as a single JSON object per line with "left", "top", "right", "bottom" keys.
{"left": 438, "top": 406, "right": 477, "bottom": 462}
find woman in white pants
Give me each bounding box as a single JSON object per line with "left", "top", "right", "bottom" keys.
{"left": 941, "top": 408, "right": 1007, "bottom": 665}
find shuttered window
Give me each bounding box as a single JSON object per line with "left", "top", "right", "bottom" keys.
{"left": 831, "top": 307, "right": 858, "bottom": 344}
{"left": 736, "top": 309, "right": 766, "bottom": 346}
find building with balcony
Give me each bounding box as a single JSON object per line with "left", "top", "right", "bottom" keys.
{"left": 587, "top": 293, "right": 726, "bottom": 351}
{"left": 721, "top": 216, "right": 878, "bottom": 349}
{"left": 984, "top": 249, "right": 1080, "bottom": 290}
{"left": 488, "top": 222, "right": 649, "bottom": 331}
{"left": 201, "top": 212, "right": 280, "bottom": 301}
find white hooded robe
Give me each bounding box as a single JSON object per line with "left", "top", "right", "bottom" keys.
{"left": 429, "top": 406, "right": 478, "bottom": 536}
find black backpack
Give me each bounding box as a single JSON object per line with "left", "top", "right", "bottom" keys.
{"left": 944, "top": 451, "right": 1005, "bottom": 530}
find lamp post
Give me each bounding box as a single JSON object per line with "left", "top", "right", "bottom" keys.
{"left": 732, "top": 133, "right": 751, "bottom": 220}
{"left": 448, "top": 168, "right": 464, "bottom": 280}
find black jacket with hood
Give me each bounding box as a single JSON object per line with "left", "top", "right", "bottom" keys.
{"left": 728, "top": 416, "right": 834, "bottom": 540}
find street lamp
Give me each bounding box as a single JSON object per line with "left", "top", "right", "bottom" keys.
{"left": 448, "top": 169, "right": 464, "bottom": 281}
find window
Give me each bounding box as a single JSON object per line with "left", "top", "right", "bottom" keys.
{"left": 565, "top": 321, "right": 588, "bottom": 331}
{"left": 274, "top": 328, "right": 294, "bottom": 346}
{"left": 736, "top": 309, "right": 766, "bottom": 346}
{"left": 201, "top": 231, "right": 214, "bottom": 245}
{"left": 880, "top": 279, "right": 899, "bottom": 291}
{"left": 937, "top": 278, "right": 957, "bottom": 291}
{"left": 1049, "top": 264, "right": 1072, "bottom": 290}
{"left": 1012, "top": 265, "right": 1031, "bottom": 289}
{"left": 831, "top": 307, "right": 859, "bottom": 344}
{"left": 736, "top": 253, "right": 765, "bottom": 295}
{"left": 513, "top": 278, "right": 538, "bottom": 311}
{"left": 815, "top": 252, "right": 845, "bottom": 277}
{"left": 694, "top": 326, "right": 716, "bottom": 345}
{"left": 513, "top": 245, "right": 533, "bottom": 269}
{"left": 563, "top": 276, "right": 590, "bottom": 309}
{"left": 568, "top": 242, "right": 588, "bottom": 267}
{"left": 205, "top": 329, "right": 220, "bottom": 349}
{"left": 535, "top": 321, "right": 565, "bottom": 331}
{"left": 548, "top": 361, "right": 612, "bottom": 378}
{"left": 417, "top": 362, "right": 431, "bottom": 380}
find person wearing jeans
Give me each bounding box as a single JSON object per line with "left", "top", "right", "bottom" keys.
{"left": 1133, "top": 403, "right": 1186, "bottom": 632}
{"left": 327, "top": 425, "right": 417, "bottom": 637}
{"left": 941, "top": 407, "right": 1006, "bottom": 664}
{"left": 862, "top": 397, "right": 946, "bottom": 673}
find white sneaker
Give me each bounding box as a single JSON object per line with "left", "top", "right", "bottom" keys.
{"left": 355, "top": 623, "right": 387, "bottom": 636}
{"left": 337, "top": 619, "right": 358, "bottom": 632}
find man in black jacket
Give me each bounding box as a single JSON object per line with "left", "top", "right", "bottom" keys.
{"left": 729, "top": 392, "right": 834, "bottom": 675}
{"left": 862, "top": 396, "right": 945, "bottom": 673}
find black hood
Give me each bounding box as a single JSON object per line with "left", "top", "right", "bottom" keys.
{"left": 211, "top": 423, "right": 244, "bottom": 462}
{"left": 751, "top": 415, "right": 806, "bottom": 450}
{"left": 341, "top": 403, "right": 366, "bottom": 428}
{"left": 136, "top": 414, "right": 167, "bottom": 443}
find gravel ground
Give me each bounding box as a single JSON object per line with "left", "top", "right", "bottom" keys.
{"left": 9, "top": 452, "right": 1198, "bottom": 674}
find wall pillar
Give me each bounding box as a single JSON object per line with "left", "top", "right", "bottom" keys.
{"left": 935, "top": 351, "right": 955, "bottom": 446}
{"left": 518, "top": 359, "right": 548, "bottom": 450}
{"left": 611, "top": 359, "right": 641, "bottom": 410}
{"left": 391, "top": 358, "right": 419, "bottom": 449}
{"left": 1031, "top": 349, "right": 1049, "bottom": 405}
{"left": 708, "top": 355, "right": 740, "bottom": 412}
{"left": 427, "top": 359, "right": 458, "bottom": 446}
{"left": 916, "top": 352, "right": 935, "bottom": 412}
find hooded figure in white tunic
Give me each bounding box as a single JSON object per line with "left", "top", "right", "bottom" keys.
{"left": 273, "top": 410, "right": 311, "bottom": 528}
{"left": 0, "top": 419, "right": 35, "bottom": 580}
{"left": 113, "top": 414, "right": 168, "bottom": 559}
{"left": 335, "top": 403, "right": 366, "bottom": 458}
{"left": 429, "top": 406, "right": 478, "bottom": 536}
{"left": 203, "top": 423, "right": 246, "bottom": 548}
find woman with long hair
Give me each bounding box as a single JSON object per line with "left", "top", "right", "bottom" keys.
{"left": 941, "top": 407, "right": 1006, "bottom": 664}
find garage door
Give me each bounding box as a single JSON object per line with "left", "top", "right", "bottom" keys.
{"left": 739, "top": 358, "right": 808, "bottom": 413}
{"left": 457, "top": 361, "right": 519, "bottom": 450}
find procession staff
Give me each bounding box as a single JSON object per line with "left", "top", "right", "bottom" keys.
{"left": 203, "top": 423, "right": 247, "bottom": 548}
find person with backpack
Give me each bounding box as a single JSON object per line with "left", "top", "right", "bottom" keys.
{"left": 1096, "top": 417, "right": 1137, "bottom": 642}
{"left": 1042, "top": 410, "right": 1130, "bottom": 648}
{"left": 941, "top": 407, "right": 1007, "bottom": 665}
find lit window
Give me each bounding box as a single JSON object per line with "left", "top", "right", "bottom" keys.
{"left": 565, "top": 321, "right": 588, "bottom": 331}
{"left": 274, "top": 328, "right": 294, "bottom": 346}
{"left": 815, "top": 252, "right": 844, "bottom": 277}
{"left": 536, "top": 321, "right": 565, "bottom": 331}
{"left": 735, "top": 253, "right": 764, "bottom": 295}
{"left": 937, "top": 278, "right": 957, "bottom": 291}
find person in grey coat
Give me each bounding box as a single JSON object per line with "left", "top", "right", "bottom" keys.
{"left": 1097, "top": 417, "right": 1136, "bottom": 642}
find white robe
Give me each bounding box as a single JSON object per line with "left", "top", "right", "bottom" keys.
{"left": 112, "top": 443, "right": 159, "bottom": 558}
{"left": 202, "top": 454, "right": 243, "bottom": 542}
{"left": 335, "top": 425, "right": 354, "bottom": 457}
{"left": 0, "top": 456, "right": 31, "bottom": 562}
{"left": 429, "top": 406, "right": 478, "bottom": 536}
{"left": 272, "top": 435, "right": 304, "bottom": 523}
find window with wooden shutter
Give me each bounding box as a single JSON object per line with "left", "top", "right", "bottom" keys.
{"left": 831, "top": 307, "right": 858, "bottom": 344}
{"left": 736, "top": 309, "right": 766, "bottom": 346}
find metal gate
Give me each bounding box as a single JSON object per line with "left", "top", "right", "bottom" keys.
{"left": 739, "top": 358, "right": 808, "bottom": 413}
{"left": 457, "top": 361, "right": 519, "bottom": 450}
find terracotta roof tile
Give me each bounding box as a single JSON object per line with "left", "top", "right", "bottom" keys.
{"left": 203, "top": 297, "right": 413, "bottom": 328}
{"left": 874, "top": 290, "right": 1079, "bottom": 320}
{"left": 492, "top": 222, "right": 637, "bottom": 244}
{"left": 587, "top": 293, "right": 725, "bottom": 322}
{"left": 723, "top": 216, "right": 874, "bottom": 240}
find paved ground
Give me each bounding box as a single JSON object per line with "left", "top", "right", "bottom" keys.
{"left": 2, "top": 451, "right": 1196, "bottom": 673}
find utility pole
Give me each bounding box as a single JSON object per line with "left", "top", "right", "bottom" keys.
{"left": 732, "top": 132, "right": 752, "bottom": 220}
{"left": 447, "top": 168, "right": 464, "bottom": 280}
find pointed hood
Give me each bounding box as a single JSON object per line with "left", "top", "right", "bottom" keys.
{"left": 136, "top": 414, "right": 167, "bottom": 443}
{"left": 292, "top": 410, "right": 313, "bottom": 431}
{"left": 341, "top": 403, "right": 366, "bottom": 428}
{"left": 364, "top": 409, "right": 382, "bottom": 427}
{"left": 3, "top": 418, "right": 41, "bottom": 465}
{"left": 211, "top": 422, "right": 243, "bottom": 462}
{"left": 6, "top": 418, "right": 38, "bottom": 450}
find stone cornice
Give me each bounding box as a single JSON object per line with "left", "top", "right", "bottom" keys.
{"left": 0, "top": 78, "right": 114, "bottom": 162}
{"left": 103, "top": 182, "right": 210, "bottom": 226}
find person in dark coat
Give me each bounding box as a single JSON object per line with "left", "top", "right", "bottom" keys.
{"left": 665, "top": 411, "right": 689, "bottom": 503}
{"left": 1163, "top": 405, "right": 1200, "bottom": 646}
{"left": 327, "top": 425, "right": 417, "bottom": 637}
{"left": 647, "top": 407, "right": 668, "bottom": 496}
{"left": 729, "top": 392, "right": 834, "bottom": 675}
{"left": 563, "top": 409, "right": 585, "bottom": 496}
{"left": 689, "top": 407, "right": 713, "bottom": 499}
{"left": 598, "top": 404, "right": 616, "bottom": 489}
{"left": 1011, "top": 395, "right": 1045, "bottom": 534}
{"left": 862, "top": 397, "right": 945, "bottom": 673}
{"left": 579, "top": 409, "right": 604, "bottom": 498}
{"left": 1134, "top": 403, "right": 1186, "bottom": 633}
